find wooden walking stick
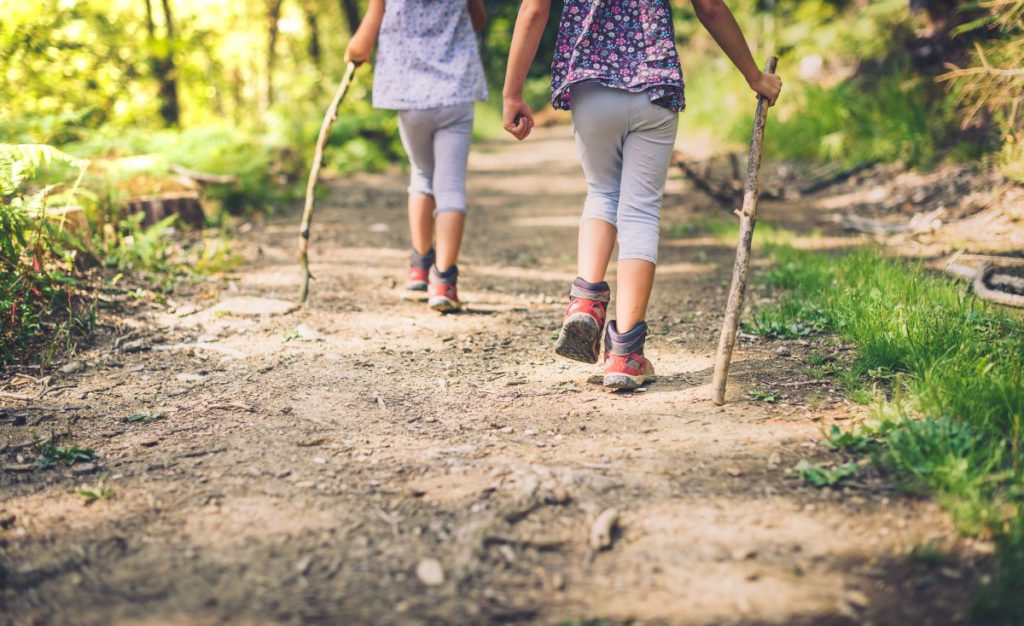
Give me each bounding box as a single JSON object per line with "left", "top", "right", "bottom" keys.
{"left": 711, "top": 56, "right": 779, "bottom": 406}
{"left": 297, "top": 61, "right": 358, "bottom": 304}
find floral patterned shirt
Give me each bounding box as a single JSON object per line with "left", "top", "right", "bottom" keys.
{"left": 551, "top": 0, "right": 685, "bottom": 112}
{"left": 373, "top": 0, "right": 488, "bottom": 110}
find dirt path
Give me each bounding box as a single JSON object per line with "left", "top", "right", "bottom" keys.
{"left": 1, "top": 127, "right": 990, "bottom": 625}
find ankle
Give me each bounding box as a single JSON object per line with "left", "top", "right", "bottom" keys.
{"left": 570, "top": 276, "right": 610, "bottom": 302}
{"left": 411, "top": 247, "right": 435, "bottom": 270}
{"left": 606, "top": 320, "right": 648, "bottom": 355}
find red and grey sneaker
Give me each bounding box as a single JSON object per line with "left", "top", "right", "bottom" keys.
{"left": 554, "top": 278, "right": 610, "bottom": 364}
{"left": 603, "top": 321, "right": 656, "bottom": 391}
{"left": 428, "top": 265, "right": 461, "bottom": 313}
{"left": 407, "top": 249, "right": 434, "bottom": 291}
{"left": 407, "top": 265, "right": 429, "bottom": 291}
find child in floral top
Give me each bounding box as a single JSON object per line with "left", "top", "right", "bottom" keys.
{"left": 346, "top": 0, "right": 488, "bottom": 312}
{"left": 504, "top": 0, "right": 781, "bottom": 390}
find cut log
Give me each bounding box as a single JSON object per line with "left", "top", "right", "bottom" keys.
{"left": 127, "top": 192, "right": 205, "bottom": 229}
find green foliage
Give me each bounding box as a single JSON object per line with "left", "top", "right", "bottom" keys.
{"left": 1, "top": 143, "right": 93, "bottom": 366}
{"left": 941, "top": 0, "right": 1024, "bottom": 182}
{"left": 790, "top": 459, "right": 858, "bottom": 487}
{"left": 124, "top": 410, "right": 165, "bottom": 423}
{"left": 36, "top": 444, "right": 97, "bottom": 469}
{"left": 748, "top": 387, "right": 778, "bottom": 403}
{"left": 77, "top": 479, "right": 115, "bottom": 503}
{"left": 766, "top": 68, "right": 961, "bottom": 166}
{"left": 754, "top": 243, "right": 1024, "bottom": 618}
{"left": 826, "top": 424, "right": 879, "bottom": 455}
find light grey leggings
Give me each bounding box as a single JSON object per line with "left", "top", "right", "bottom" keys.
{"left": 572, "top": 82, "right": 679, "bottom": 264}
{"left": 397, "top": 102, "right": 474, "bottom": 216}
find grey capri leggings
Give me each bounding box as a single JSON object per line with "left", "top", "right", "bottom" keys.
{"left": 571, "top": 82, "right": 679, "bottom": 264}
{"left": 397, "top": 102, "right": 475, "bottom": 216}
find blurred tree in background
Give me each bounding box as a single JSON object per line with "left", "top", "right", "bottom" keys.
{"left": 0, "top": 0, "right": 1021, "bottom": 364}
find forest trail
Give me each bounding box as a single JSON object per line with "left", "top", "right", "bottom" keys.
{"left": 2, "top": 126, "right": 986, "bottom": 625}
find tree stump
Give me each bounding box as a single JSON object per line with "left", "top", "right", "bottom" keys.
{"left": 127, "top": 192, "right": 205, "bottom": 229}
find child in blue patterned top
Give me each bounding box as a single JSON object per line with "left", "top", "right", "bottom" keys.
{"left": 503, "top": 0, "right": 781, "bottom": 390}
{"left": 346, "top": 0, "right": 488, "bottom": 312}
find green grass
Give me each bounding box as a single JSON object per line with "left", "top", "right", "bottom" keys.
{"left": 750, "top": 244, "right": 1024, "bottom": 619}
{"left": 36, "top": 443, "right": 96, "bottom": 469}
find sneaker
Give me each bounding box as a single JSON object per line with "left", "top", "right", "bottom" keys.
{"left": 407, "top": 266, "right": 429, "bottom": 291}
{"left": 603, "top": 321, "right": 656, "bottom": 391}
{"left": 554, "top": 278, "right": 610, "bottom": 364}
{"left": 428, "top": 265, "right": 461, "bottom": 312}
{"left": 407, "top": 248, "right": 435, "bottom": 291}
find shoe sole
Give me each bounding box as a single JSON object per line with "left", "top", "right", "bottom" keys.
{"left": 407, "top": 281, "right": 428, "bottom": 291}
{"left": 555, "top": 314, "right": 601, "bottom": 364}
{"left": 603, "top": 372, "right": 657, "bottom": 391}
{"left": 429, "top": 296, "right": 461, "bottom": 313}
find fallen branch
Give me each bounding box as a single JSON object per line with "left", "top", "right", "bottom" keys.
{"left": 0, "top": 391, "right": 34, "bottom": 402}
{"left": 975, "top": 264, "right": 1024, "bottom": 308}
{"left": 955, "top": 254, "right": 1024, "bottom": 268}
{"left": 153, "top": 342, "right": 246, "bottom": 359}
{"left": 840, "top": 208, "right": 944, "bottom": 236}
{"left": 800, "top": 161, "right": 877, "bottom": 194}
{"left": 672, "top": 153, "right": 738, "bottom": 208}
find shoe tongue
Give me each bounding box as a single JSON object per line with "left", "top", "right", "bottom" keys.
{"left": 606, "top": 321, "right": 647, "bottom": 356}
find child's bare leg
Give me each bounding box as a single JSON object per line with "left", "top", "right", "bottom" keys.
{"left": 408, "top": 192, "right": 436, "bottom": 255}
{"left": 615, "top": 259, "right": 656, "bottom": 333}
{"left": 435, "top": 211, "right": 465, "bottom": 272}
{"left": 577, "top": 218, "right": 616, "bottom": 283}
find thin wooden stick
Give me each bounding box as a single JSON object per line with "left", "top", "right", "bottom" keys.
{"left": 298, "top": 62, "right": 358, "bottom": 304}
{"left": 712, "top": 56, "right": 778, "bottom": 406}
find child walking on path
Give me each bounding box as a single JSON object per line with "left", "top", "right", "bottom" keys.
{"left": 503, "top": 0, "right": 781, "bottom": 390}
{"left": 346, "top": 0, "right": 488, "bottom": 312}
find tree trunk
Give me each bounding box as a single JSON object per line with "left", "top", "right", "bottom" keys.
{"left": 145, "top": 0, "right": 180, "bottom": 126}
{"left": 306, "top": 4, "right": 321, "bottom": 64}
{"left": 339, "top": 0, "right": 361, "bottom": 35}
{"left": 264, "top": 0, "right": 284, "bottom": 110}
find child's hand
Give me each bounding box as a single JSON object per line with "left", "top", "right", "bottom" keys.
{"left": 503, "top": 97, "right": 534, "bottom": 141}
{"left": 748, "top": 71, "right": 782, "bottom": 106}
{"left": 345, "top": 37, "right": 373, "bottom": 65}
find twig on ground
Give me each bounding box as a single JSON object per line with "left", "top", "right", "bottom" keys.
{"left": 590, "top": 508, "right": 620, "bottom": 551}
{"left": 154, "top": 342, "right": 246, "bottom": 359}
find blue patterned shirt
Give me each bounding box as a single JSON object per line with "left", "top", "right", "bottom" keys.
{"left": 373, "top": 0, "right": 488, "bottom": 110}
{"left": 552, "top": 0, "right": 685, "bottom": 112}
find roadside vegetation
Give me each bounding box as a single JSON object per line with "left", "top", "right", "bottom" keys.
{"left": 745, "top": 241, "right": 1024, "bottom": 620}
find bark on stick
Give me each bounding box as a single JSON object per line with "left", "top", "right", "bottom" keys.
{"left": 298, "top": 62, "right": 357, "bottom": 304}
{"left": 712, "top": 57, "right": 778, "bottom": 406}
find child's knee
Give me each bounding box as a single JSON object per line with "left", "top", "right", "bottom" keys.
{"left": 408, "top": 172, "right": 434, "bottom": 197}
{"left": 433, "top": 191, "right": 467, "bottom": 216}
{"left": 582, "top": 193, "right": 618, "bottom": 225}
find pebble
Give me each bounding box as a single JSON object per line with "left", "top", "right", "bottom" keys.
{"left": 71, "top": 463, "right": 98, "bottom": 476}
{"left": 60, "top": 361, "right": 85, "bottom": 375}
{"left": 416, "top": 558, "right": 445, "bottom": 586}
{"left": 775, "top": 346, "right": 791, "bottom": 357}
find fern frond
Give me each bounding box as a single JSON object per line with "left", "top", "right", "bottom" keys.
{"left": 0, "top": 144, "right": 89, "bottom": 197}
